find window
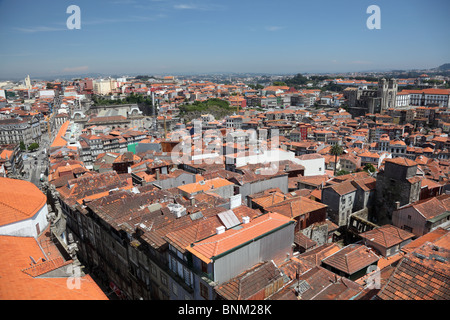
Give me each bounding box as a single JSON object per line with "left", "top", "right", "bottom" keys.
{"left": 200, "top": 282, "right": 209, "bottom": 299}
{"left": 407, "top": 215, "right": 411, "bottom": 220}
{"left": 172, "top": 283, "right": 178, "bottom": 296}
{"left": 160, "top": 273, "right": 168, "bottom": 287}
{"left": 184, "top": 267, "right": 192, "bottom": 287}
{"left": 151, "top": 263, "right": 157, "bottom": 277}
{"left": 403, "top": 225, "right": 413, "bottom": 233}
{"left": 35, "top": 223, "right": 40, "bottom": 236}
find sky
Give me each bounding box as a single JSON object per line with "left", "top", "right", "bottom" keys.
{"left": 0, "top": 0, "right": 449, "bottom": 79}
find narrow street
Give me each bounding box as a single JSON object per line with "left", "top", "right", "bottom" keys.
{"left": 22, "top": 131, "right": 53, "bottom": 188}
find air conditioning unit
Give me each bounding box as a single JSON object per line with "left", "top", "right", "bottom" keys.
{"left": 216, "top": 226, "right": 225, "bottom": 235}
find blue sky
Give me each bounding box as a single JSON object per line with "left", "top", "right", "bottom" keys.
{"left": 0, "top": 0, "right": 449, "bottom": 79}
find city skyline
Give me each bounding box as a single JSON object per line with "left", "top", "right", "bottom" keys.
{"left": 0, "top": 0, "right": 449, "bottom": 79}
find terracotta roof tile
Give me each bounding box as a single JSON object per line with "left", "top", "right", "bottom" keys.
{"left": 327, "top": 180, "right": 357, "bottom": 196}
{"left": 50, "top": 121, "right": 70, "bottom": 148}
{"left": 299, "top": 243, "right": 342, "bottom": 266}
{"left": 386, "top": 157, "right": 418, "bottom": 167}
{"left": 0, "top": 178, "right": 47, "bottom": 226}
{"left": 268, "top": 265, "right": 363, "bottom": 300}
{"left": 376, "top": 238, "right": 450, "bottom": 300}
{"left": 322, "top": 244, "right": 380, "bottom": 275}
{"left": 177, "top": 177, "right": 234, "bottom": 195}
{"left": 265, "top": 196, "right": 327, "bottom": 218}
{"left": 0, "top": 235, "right": 108, "bottom": 300}
{"left": 294, "top": 232, "right": 317, "bottom": 251}
{"left": 406, "top": 194, "right": 450, "bottom": 220}
{"left": 360, "top": 224, "right": 415, "bottom": 248}
{"left": 215, "top": 261, "right": 285, "bottom": 300}
{"left": 402, "top": 228, "right": 448, "bottom": 254}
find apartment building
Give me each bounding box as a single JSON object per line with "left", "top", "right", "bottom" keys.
{"left": 403, "top": 88, "right": 450, "bottom": 108}
{"left": 0, "top": 116, "right": 41, "bottom": 145}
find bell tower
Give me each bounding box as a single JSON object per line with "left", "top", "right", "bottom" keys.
{"left": 378, "top": 78, "right": 398, "bottom": 111}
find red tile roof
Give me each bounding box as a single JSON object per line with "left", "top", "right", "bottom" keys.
{"left": 406, "top": 194, "right": 450, "bottom": 220}
{"left": 376, "top": 237, "right": 450, "bottom": 300}
{"left": 299, "top": 243, "right": 342, "bottom": 266}
{"left": 269, "top": 265, "right": 363, "bottom": 300}
{"left": 265, "top": 196, "right": 328, "bottom": 219}
{"left": 177, "top": 177, "right": 234, "bottom": 195}
{"left": 215, "top": 261, "right": 285, "bottom": 300}
{"left": 50, "top": 121, "right": 70, "bottom": 148}
{"left": 359, "top": 224, "right": 415, "bottom": 248}
{"left": 386, "top": 157, "right": 417, "bottom": 167}
{"left": 0, "top": 178, "right": 47, "bottom": 226}
{"left": 401, "top": 227, "right": 448, "bottom": 254}
{"left": 0, "top": 235, "right": 108, "bottom": 300}
{"left": 327, "top": 180, "right": 357, "bottom": 196}
{"left": 322, "top": 244, "right": 380, "bottom": 275}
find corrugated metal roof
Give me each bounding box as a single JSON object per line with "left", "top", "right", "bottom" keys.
{"left": 218, "top": 210, "right": 241, "bottom": 229}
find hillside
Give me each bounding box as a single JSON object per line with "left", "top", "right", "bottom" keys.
{"left": 178, "top": 98, "right": 237, "bottom": 123}
{"left": 437, "top": 63, "right": 450, "bottom": 71}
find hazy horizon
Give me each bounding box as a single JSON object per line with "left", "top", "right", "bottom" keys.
{"left": 1, "top": 0, "right": 449, "bottom": 79}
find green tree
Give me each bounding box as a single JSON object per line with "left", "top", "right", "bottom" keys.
{"left": 364, "top": 163, "right": 376, "bottom": 174}
{"left": 284, "top": 73, "right": 308, "bottom": 87}
{"left": 336, "top": 169, "right": 350, "bottom": 176}
{"left": 330, "top": 144, "right": 344, "bottom": 175}
{"left": 28, "top": 143, "right": 39, "bottom": 152}
{"left": 19, "top": 141, "right": 26, "bottom": 151}
{"left": 273, "top": 81, "right": 287, "bottom": 86}
{"left": 248, "top": 83, "right": 264, "bottom": 90}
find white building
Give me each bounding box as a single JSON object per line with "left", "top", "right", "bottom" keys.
{"left": 395, "top": 91, "right": 411, "bottom": 107}
{"left": 296, "top": 153, "right": 326, "bottom": 176}
{"left": 93, "top": 79, "right": 115, "bottom": 95}
{"left": 402, "top": 89, "right": 450, "bottom": 108}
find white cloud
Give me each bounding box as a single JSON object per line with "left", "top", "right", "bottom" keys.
{"left": 174, "top": 4, "right": 197, "bottom": 9}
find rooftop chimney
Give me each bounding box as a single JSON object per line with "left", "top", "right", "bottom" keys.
{"left": 242, "top": 216, "right": 250, "bottom": 224}
{"left": 216, "top": 226, "right": 225, "bottom": 235}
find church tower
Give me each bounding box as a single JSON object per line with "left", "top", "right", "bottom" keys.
{"left": 378, "top": 78, "right": 398, "bottom": 111}
{"left": 24, "top": 75, "right": 32, "bottom": 90}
